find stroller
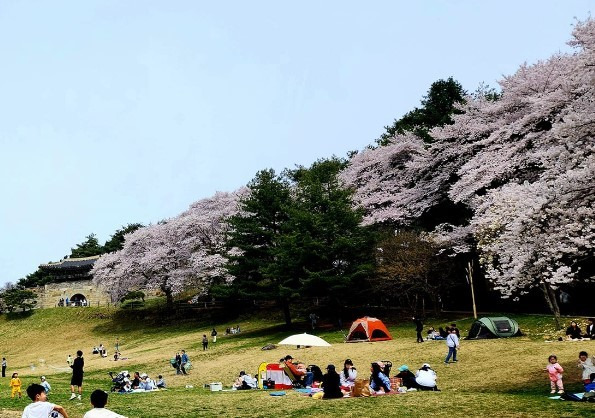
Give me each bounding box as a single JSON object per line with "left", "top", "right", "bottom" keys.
{"left": 108, "top": 371, "right": 130, "bottom": 392}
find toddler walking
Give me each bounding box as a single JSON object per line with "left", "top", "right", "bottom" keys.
{"left": 545, "top": 354, "right": 564, "bottom": 394}
{"left": 10, "top": 372, "right": 22, "bottom": 399}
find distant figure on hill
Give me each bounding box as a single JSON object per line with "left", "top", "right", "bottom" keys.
{"left": 211, "top": 328, "right": 218, "bottom": 343}
{"left": 174, "top": 352, "right": 182, "bottom": 375}
{"left": 180, "top": 350, "right": 189, "bottom": 375}
{"left": 2, "top": 357, "right": 6, "bottom": 377}
{"left": 309, "top": 313, "right": 318, "bottom": 330}
{"left": 202, "top": 335, "right": 208, "bottom": 351}
{"left": 413, "top": 316, "right": 423, "bottom": 343}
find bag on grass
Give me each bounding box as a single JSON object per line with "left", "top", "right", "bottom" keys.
{"left": 352, "top": 379, "right": 369, "bottom": 397}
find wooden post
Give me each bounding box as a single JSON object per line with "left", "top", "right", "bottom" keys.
{"left": 466, "top": 261, "right": 478, "bottom": 319}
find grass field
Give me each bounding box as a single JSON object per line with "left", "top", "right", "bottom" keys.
{"left": 0, "top": 306, "right": 593, "bottom": 417}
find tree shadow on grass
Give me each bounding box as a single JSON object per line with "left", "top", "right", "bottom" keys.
{"left": 5, "top": 310, "right": 34, "bottom": 320}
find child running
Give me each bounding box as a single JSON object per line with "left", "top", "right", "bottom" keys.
{"left": 545, "top": 354, "right": 564, "bottom": 394}
{"left": 10, "top": 372, "right": 22, "bottom": 399}
{"left": 22, "top": 383, "right": 68, "bottom": 418}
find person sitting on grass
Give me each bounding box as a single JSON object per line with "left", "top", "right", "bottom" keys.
{"left": 369, "top": 362, "right": 391, "bottom": 394}
{"left": 415, "top": 363, "right": 440, "bottom": 391}
{"left": 577, "top": 351, "right": 595, "bottom": 384}
{"left": 339, "top": 359, "right": 357, "bottom": 388}
{"left": 395, "top": 365, "right": 417, "bottom": 389}
{"left": 22, "top": 383, "right": 68, "bottom": 418}
{"left": 130, "top": 372, "right": 141, "bottom": 389}
{"left": 282, "top": 355, "right": 314, "bottom": 387}
{"left": 156, "top": 375, "right": 166, "bottom": 389}
{"left": 321, "top": 365, "right": 343, "bottom": 399}
{"left": 83, "top": 389, "right": 127, "bottom": 418}
{"left": 565, "top": 321, "right": 582, "bottom": 340}
{"left": 232, "top": 371, "right": 257, "bottom": 390}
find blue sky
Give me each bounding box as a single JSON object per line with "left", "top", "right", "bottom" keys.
{"left": 0, "top": 1, "right": 592, "bottom": 285}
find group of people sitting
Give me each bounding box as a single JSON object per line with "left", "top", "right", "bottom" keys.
{"left": 225, "top": 326, "right": 241, "bottom": 335}
{"left": 92, "top": 344, "right": 108, "bottom": 357}
{"left": 109, "top": 370, "right": 166, "bottom": 393}
{"left": 426, "top": 323, "right": 460, "bottom": 340}
{"left": 565, "top": 319, "right": 595, "bottom": 340}
{"left": 279, "top": 355, "right": 439, "bottom": 398}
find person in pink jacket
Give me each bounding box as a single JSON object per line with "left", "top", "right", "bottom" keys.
{"left": 545, "top": 354, "right": 564, "bottom": 394}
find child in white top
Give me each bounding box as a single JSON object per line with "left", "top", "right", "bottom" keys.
{"left": 22, "top": 383, "right": 68, "bottom": 418}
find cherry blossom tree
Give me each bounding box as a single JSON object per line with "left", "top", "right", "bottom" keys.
{"left": 341, "top": 18, "right": 594, "bottom": 324}
{"left": 92, "top": 189, "right": 246, "bottom": 306}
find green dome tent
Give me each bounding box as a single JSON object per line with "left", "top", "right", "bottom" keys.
{"left": 466, "top": 317, "right": 522, "bottom": 339}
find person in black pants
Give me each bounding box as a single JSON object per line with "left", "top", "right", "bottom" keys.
{"left": 69, "top": 350, "right": 84, "bottom": 400}
{"left": 413, "top": 316, "right": 424, "bottom": 343}
{"left": 1, "top": 357, "right": 6, "bottom": 377}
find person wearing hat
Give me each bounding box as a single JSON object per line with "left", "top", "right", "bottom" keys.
{"left": 321, "top": 365, "right": 343, "bottom": 399}
{"left": 40, "top": 376, "right": 51, "bottom": 394}
{"left": 395, "top": 365, "right": 417, "bottom": 389}
{"left": 339, "top": 359, "right": 357, "bottom": 388}
{"left": 282, "top": 355, "right": 314, "bottom": 387}
{"left": 415, "top": 363, "right": 439, "bottom": 391}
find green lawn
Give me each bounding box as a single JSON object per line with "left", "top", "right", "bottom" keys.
{"left": 0, "top": 307, "right": 593, "bottom": 417}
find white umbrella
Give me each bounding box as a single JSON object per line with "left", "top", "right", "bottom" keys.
{"left": 278, "top": 333, "right": 331, "bottom": 347}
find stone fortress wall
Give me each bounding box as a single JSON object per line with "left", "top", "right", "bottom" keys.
{"left": 32, "top": 279, "right": 112, "bottom": 308}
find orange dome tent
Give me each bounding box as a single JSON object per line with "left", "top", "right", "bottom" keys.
{"left": 346, "top": 317, "right": 393, "bottom": 342}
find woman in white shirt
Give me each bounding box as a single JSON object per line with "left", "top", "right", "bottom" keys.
{"left": 339, "top": 359, "right": 357, "bottom": 387}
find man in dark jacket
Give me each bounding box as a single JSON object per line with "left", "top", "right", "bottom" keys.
{"left": 413, "top": 316, "right": 424, "bottom": 343}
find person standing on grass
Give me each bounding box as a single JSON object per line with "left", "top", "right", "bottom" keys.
{"left": 10, "top": 372, "right": 22, "bottom": 399}
{"left": 545, "top": 354, "right": 564, "bottom": 394}
{"left": 202, "top": 335, "right": 209, "bottom": 351}
{"left": 211, "top": 328, "right": 218, "bottom": 343}
{"left": 444, "top": 328, "right": 460, "bottom": 364}
{"left": 180, "top": 350, "right": 189, "bottom": 375}
{"left": 413, "top": 316, "right": 424, "bottom": 343}
{"left": 69, "top": 350, "right": 84, "bottom": 400}
{"left": 1, "top": 357, "right": 6, "bottom": 377}
{"left": 22, "top": 383, "right": 69, "bottom": 418}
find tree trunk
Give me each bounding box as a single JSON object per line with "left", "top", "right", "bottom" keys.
{"left": 541, "top": 282, "right": 561, "bottom": 329}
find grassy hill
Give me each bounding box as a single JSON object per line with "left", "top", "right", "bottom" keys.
{"left": 0, "top": 306, "right": 593, "bottom": 417}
